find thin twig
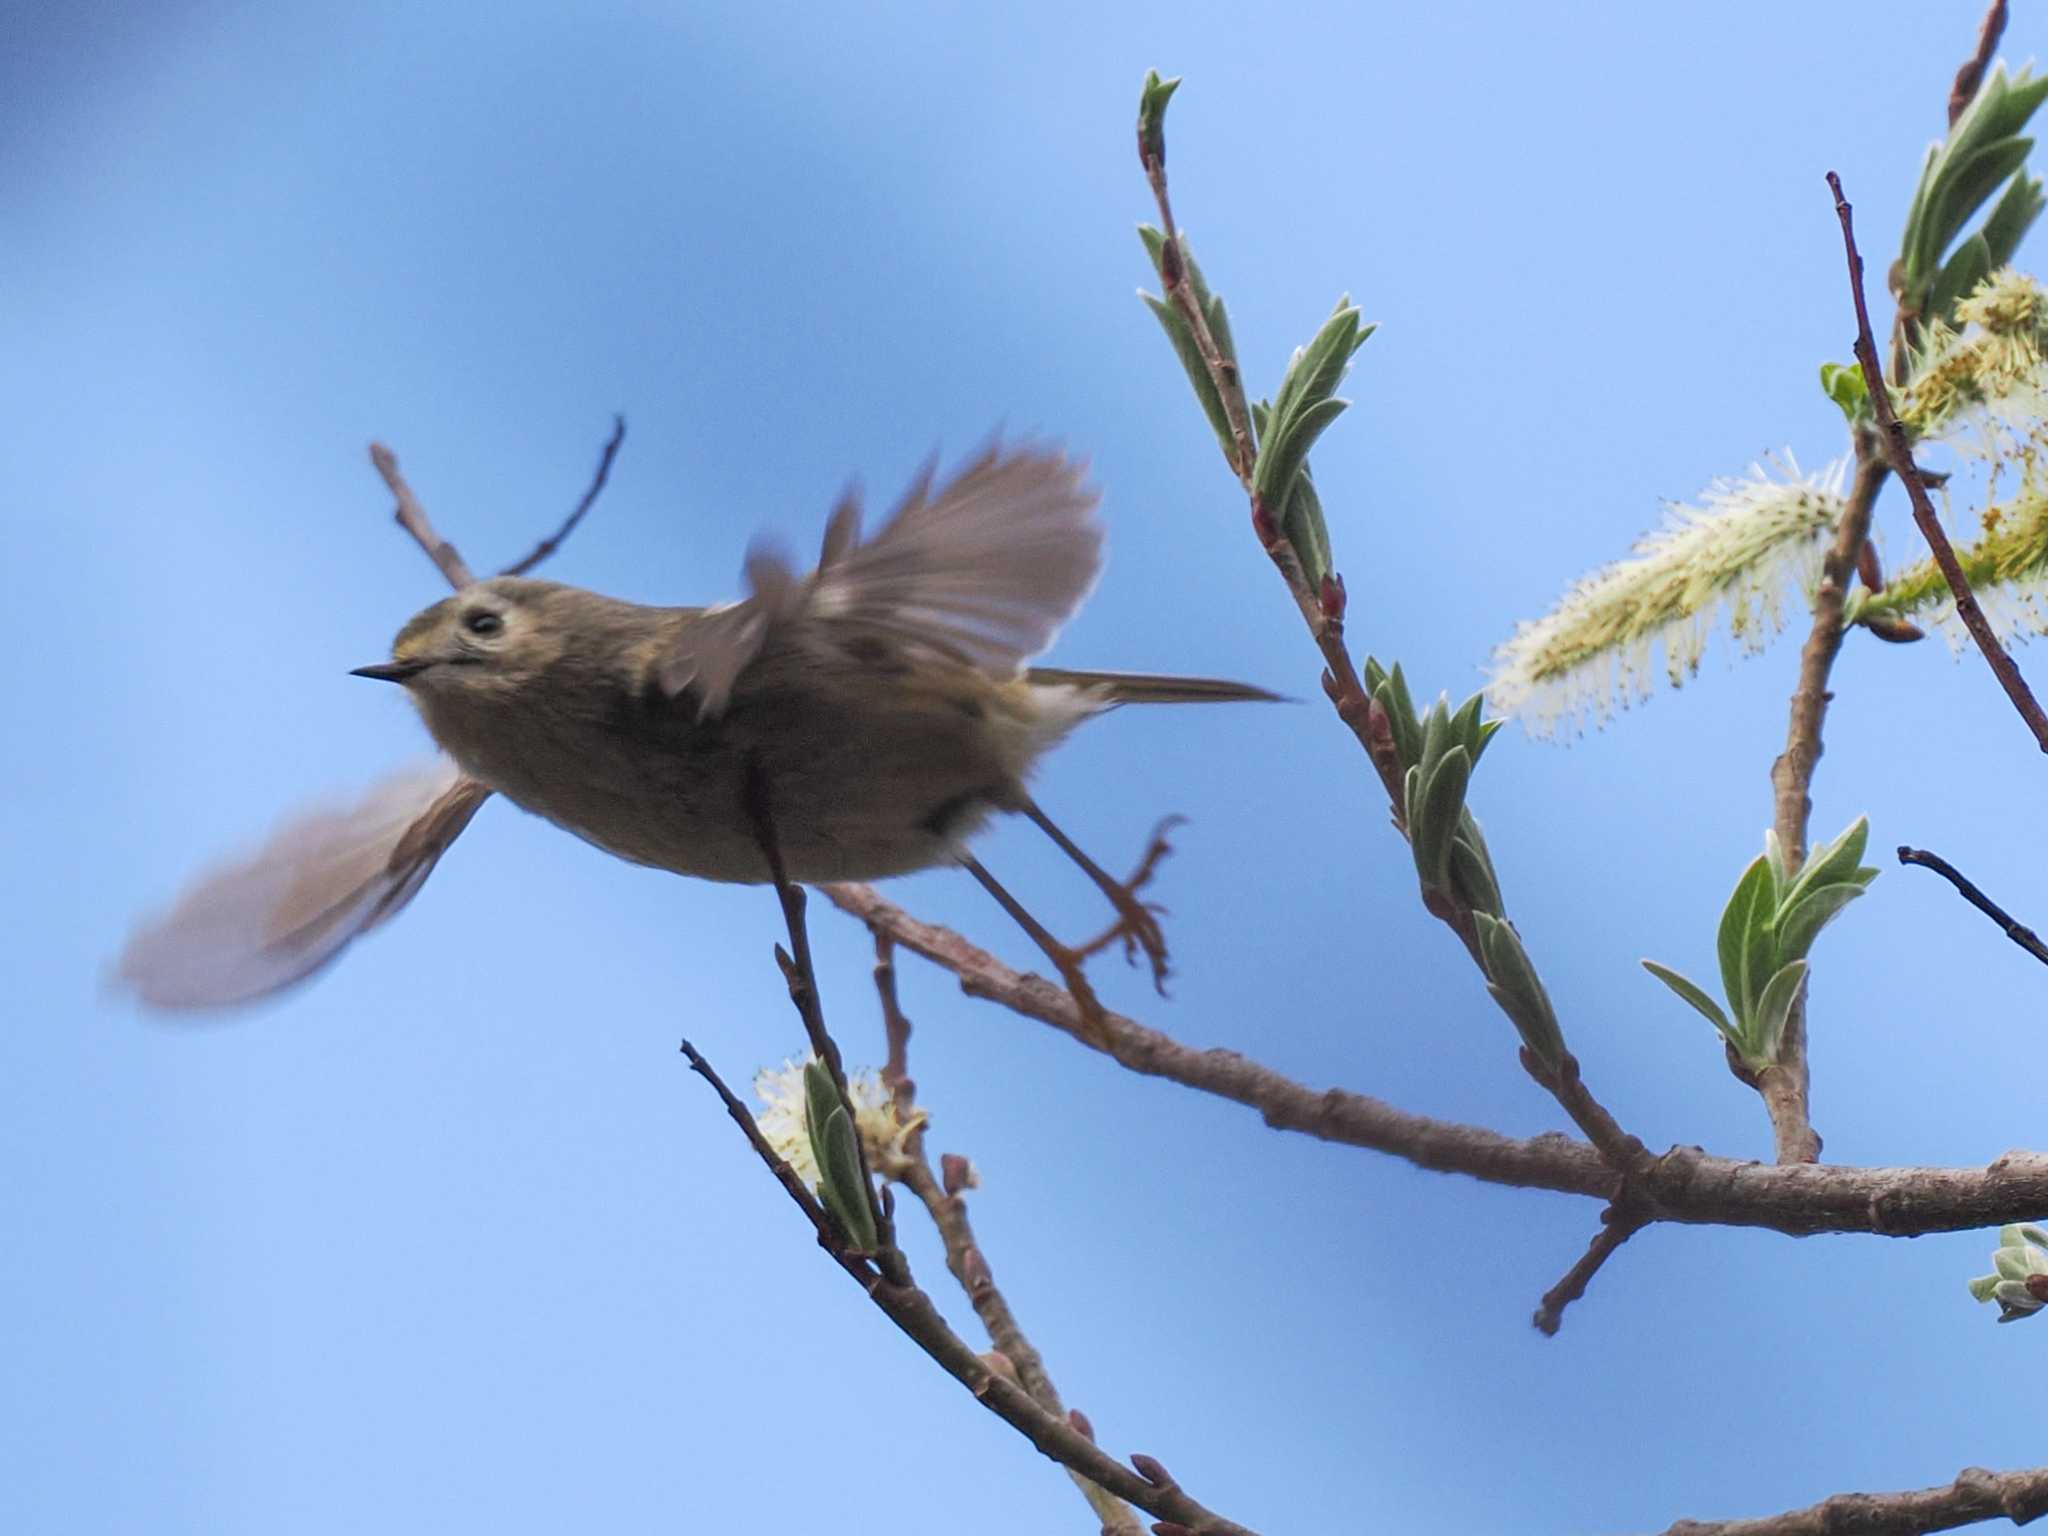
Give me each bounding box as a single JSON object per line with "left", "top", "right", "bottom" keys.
{"left": 501, "top": 414, "right": 628, "bottom": 576}
{"left": 865, "top": 940, "right": 1143, "bottom": 1533}
{"left": 1761, "top": 451, "right": 1888, "bottom": 1165}
{"left": 873, "top": 932, "right": 917, "bottom": 1117}
{"left": 370, "top": 442, "right": 477, "bottom": 589}
{"left": 1950, "top": 0, "right": 2009, "bottom": 128}
{"left": 1652, "top": 1461, "right": 2048, "bottom": 1536}
{"left": 679, "top": 1041, "right": 1257, "bottom": 1535}
{"left": 1137, "top": 125, "right": 1255, "bottom": 489}
{"left": 740, "top": 755, "right": 905, "bottom": 1283}
{"left": 822, "top": 881, "right": 2048, "bottom": 1238}
{"left": 1532, "top": 1204, "right": 1646, "bottom": 1336}
{"left": 1830, "top": 171, "right": 2048, "bottom": 753}
{"left": 679, "top": 1040, "right": 880, "bottom": 1287}
{"left": 1899, "top": 845, "right": 2048, "bottom": 968}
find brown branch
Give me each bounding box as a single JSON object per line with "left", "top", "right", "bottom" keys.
{"left": 903, "top": 1154, "right": 1144, "bottom": 1533}
{"left": 1761, "top": 451, "right": 1888, "bottom": 1165}
{"left": 1654, "top": 1462, "right": 2048, "bottom": 1536}
{"left": 822, "top": 881, "right": 2048, "bottom": 1239}
{"left": 1830, "top": 171, "right": 2048, "bottom": 753}
{"left": 1950, "top": 0, "right": 2009, "bottom": 128}
{"left": 1899, "top": 845, "right": 2048, "bottom": 968}
{"left": 1532, "top": 1204, "right": 1646, "bottom": 1336}
{"left": 501, "top": 414, "right": 628, "bottom": 576}
{"left": 680, "top": 1040, "right": 1254, "bottom": 1534}
{"left": 370, "top": 442, "right": 477, "bottom": 589}
{"left": 868, "top": 935, "right": 1144, "bottom": 1532}
{"left": 740, "top": 756, "right": 905, "bottom": 1284}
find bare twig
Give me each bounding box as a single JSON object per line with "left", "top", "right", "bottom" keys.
{"left": 1830, "top": 171, "right": 2048, "bottom": 752}
{"left": 1653, "top": 1461, "right": 2048, "bottom": 1536}
{"left": 822, "top": 881, "right": 2048, "bottom": 1238}
{"left": 1899, "top": 845, "right": 2048, "bottom": 968}
{"left": 1532, "top": 1204, "right": 1646, "bottom": 1336}
{"left": 501, "top": 414, "right": 628, "bottom": 576}
{"left": 681, "top": 1038, "right": 1253, "bottom": 1534}
{"left": 1950, "top": 0, "right": 2010, "bottom": 128}
{"left": 873, "top": 933, "right": 917, "bottom": 1117}
{"left": 370, "top": 442, "right": 477, "bottom": 589}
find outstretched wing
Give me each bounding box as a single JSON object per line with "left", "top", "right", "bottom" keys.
{"left": 114, "top": 759, "right": 491, "bottom": 1011}
{"left": 658, "top": 444, "right": 1102, "bottom": 716}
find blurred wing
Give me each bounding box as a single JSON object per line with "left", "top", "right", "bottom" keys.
{"left": 658, "top": 445, "right": 1102, "bottom": 716}
{"left": 114, "top": 759, "right": 491, "bottom": 1012}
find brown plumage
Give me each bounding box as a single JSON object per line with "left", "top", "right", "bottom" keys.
{"left": 116, "top": 444, "right": 1276, "bottom": 1010}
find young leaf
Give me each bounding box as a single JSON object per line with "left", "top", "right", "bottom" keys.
{"left": 1715, "top": 854, "right": 1775, "bottom": 1026}
{"left": 1770, "top": 881, "right": 1870, "bottom": 965}
{"left": 1411, "top": 745, "right": 1471, "bottom": 889}
{"left": 1641, "top": 959, "right": 1734, "bottom": 1039}
{"left": 1750, "top": 959, "right": 1809, "bottom": 1063}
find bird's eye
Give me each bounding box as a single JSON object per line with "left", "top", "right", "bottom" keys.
{"left": 464, "top": 610, "right": 503, "bottom": 637}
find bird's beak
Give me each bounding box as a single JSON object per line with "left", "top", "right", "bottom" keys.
{"left": 350, "top": 660, "right": 430, "bottom": 684}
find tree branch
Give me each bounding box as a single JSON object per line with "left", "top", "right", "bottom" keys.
{"left": 1830, "top": 171, "right": 2048, "bottom": 753}
{"left": 1762, "top": 450, "right": 1888, "bottom": 1165}
{"left": 822, "top": 881, "right": 2048, "bottom": 1238}
{"left": 501, "top": 414, "right": 628, "bottom": 576}
{"left": 370, "top": 442, "right": 477, "bottom": 589}
{"left": 1654, "top": 1462, "right": 2048, "bottom": 1536}
{"left": 681, "top": 1039, "right": 1253, "bottom": 1533}
{"left": 1899, "top": 845, "right": 2048, "bottom": 968}
{"left": 1532, "top": 1204, "right": 1646, "bottom": 1336}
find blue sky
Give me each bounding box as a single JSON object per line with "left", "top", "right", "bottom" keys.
{"left": 8, "top": 3, "right": 2048, "bottom": 1532}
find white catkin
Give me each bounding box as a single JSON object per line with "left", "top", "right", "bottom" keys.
{"left": 1488, "top": 455, "right": 1846, "bottom": 737}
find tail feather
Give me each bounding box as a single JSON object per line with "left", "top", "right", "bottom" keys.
{"left": 1025, "top": 667, "right": 1284, "bottom": 706}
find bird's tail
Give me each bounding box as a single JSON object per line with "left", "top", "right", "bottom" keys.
{"left": 1024, "top": 667, "right": 1284, "bottom": 706}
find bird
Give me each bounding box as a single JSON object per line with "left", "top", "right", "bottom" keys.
{"left": 115, "top": 443, "right": 1278, "bottom": 1014}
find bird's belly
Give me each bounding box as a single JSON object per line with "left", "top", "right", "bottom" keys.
{"left": 449, "top": 695, "right": 1017, "bottom": 885}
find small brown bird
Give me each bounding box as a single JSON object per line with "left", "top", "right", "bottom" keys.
{"left": 117, "top": 444, "right": 1276, "bottom": 1011}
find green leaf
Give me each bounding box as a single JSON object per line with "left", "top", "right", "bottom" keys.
{"left": 1996, "top": 1245, "right": 2038, "bottom": 1281}
{"left": 1982, "top": 169, "right": 2046, "bottom": 268}
{"left": 1641, "top": 959, "right": 1733, "bottom": 1039}
{"left": 1750, "top": 959, "right": 1808, "bottom": 1062}
{"left": 1382, "top": 664, "right": 1421, "bottom": 768}
{"left": 1417, "top": 695, "right": 1451, "bottom": 780}
{"left": 1448, "top": 824, "right": 1503, "bottom": 918}
{"left": 1971, "top": 1272, "right": 2006, "bottom": 1302}
{"left": 1716, "top": 854, "right": 1775, "bottom": 1026}
{"left": 1820, "top": 360, "right": 1868, "bottom": 423}
{"left": 1770, "top": 881, "right": 1869, "bottom": 965}
{"left": 1474, "top": 913, "right": 1565, "bottom": 1066}
{"left": 816, "top": 1104, "right": 878, "bottom": 1251}
{"left": 1411, "top": 745, "right": 1471, "bottom": 890}
{"left": 1931, "top": 232, "right": 1994, "bottom": 327}
{"left": 1279, "top": 466, "right": 1333, "bottom": 591}
{"left": 803, "top": 1059, "right": 841, "bottom": 1154}
{"left": 1782, "top": 816, "right": 1872, "bottom": 915}
{"left": 1254, "top": 394, "right": 1350, "bottom": 514}
{"left": 1472, "top": 717, "right": 1506, "bottom": 766}
{"left": 1139, "top": 291, "right": 1233, "bottom": 460}
{"left": 1923, "top": 137, "right": 2035, "bottom": 277}
{"left": 1137, "top": 70, "right": 1181, "bottom": 167}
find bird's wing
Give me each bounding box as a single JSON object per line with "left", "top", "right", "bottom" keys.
{"left": 658, "top": 444, "right": 1102, "bottom": 716}
{"left": 114, "top": 758, "right": 492, "bottom": 1011}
